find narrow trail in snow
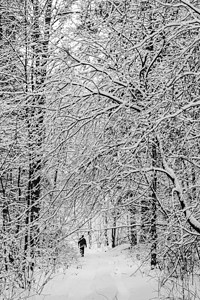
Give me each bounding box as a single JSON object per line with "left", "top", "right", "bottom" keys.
{"left": 30, "top": 245, "right": 159, "bottom": 300}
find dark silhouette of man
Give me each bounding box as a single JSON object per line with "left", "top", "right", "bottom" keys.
{"left": 78, "top": 235, "right": 87, "bottom": 257}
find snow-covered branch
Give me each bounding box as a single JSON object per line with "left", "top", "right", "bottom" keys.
{"left": 158, "top": 138, "right": 200, "bottom": 234}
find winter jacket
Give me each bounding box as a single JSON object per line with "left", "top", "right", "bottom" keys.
{"left": 78, "top": 237, "right": 87, "bottom": 248}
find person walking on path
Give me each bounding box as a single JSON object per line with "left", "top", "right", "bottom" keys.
{"left": 78, "top": 235, "right": 87, "bottom": 257}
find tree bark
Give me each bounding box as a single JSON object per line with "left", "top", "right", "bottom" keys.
{"left": 24, "top": 0, "right": 52, "bottom": 265}
{"left": 104, "top": 212, "right": 109, "bottom": 246}
{"left": 129, "top": 206, "right": 137, "bottom": 246}
{"left": 150, "top": 138, "right": 158, "bottom": 268}
{"left": 112, "top": 216, "right": 117, "bottom": 248}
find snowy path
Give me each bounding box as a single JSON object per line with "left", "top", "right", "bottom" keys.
{"left": 30, "top": 245, "right": 159, "bottom": 300}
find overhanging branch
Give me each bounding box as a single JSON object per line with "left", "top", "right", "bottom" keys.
{"left": 158, "top": 137, "right": 200, "bottom": 234}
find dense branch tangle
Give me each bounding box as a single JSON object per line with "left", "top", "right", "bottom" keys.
{"left": 1, "top": 0, "right": 200, "bottom": 297}
{"left": 66, "top": 0, "right": 200, "bottom": 273}
{"left": 0, "top": 0, "right": 54, "bottom": 293}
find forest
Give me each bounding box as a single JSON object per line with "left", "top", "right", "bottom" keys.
{"left": 0, "top": 0, "right": 200, "bottom": 299}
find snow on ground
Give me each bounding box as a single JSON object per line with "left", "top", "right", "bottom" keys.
{"left": 29, "top": 244, "right": 160, "bottom": 300}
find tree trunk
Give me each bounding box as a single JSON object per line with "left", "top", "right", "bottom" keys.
{"left": 112, "top": 216, "right": 116, "bottom": 248}
{"left": 129, "top": 206, "right": 137, "bottom": 246}
{"left": 140, "top": 197, "right": 149, "bottom": 243}
{"left": 150, "top": 138, "right": 158, "bottom": 269}
{"left": 88, "top": 220, "right": 92, "bottom": 249}
{"left": 104, "top": 211, "right": 109, "bottom": 246}
{"left": 1, "top": 178, "right": 9, "bottom": 271}
{"left": 24, "top": 0, "right": 52, "bottom": 267}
